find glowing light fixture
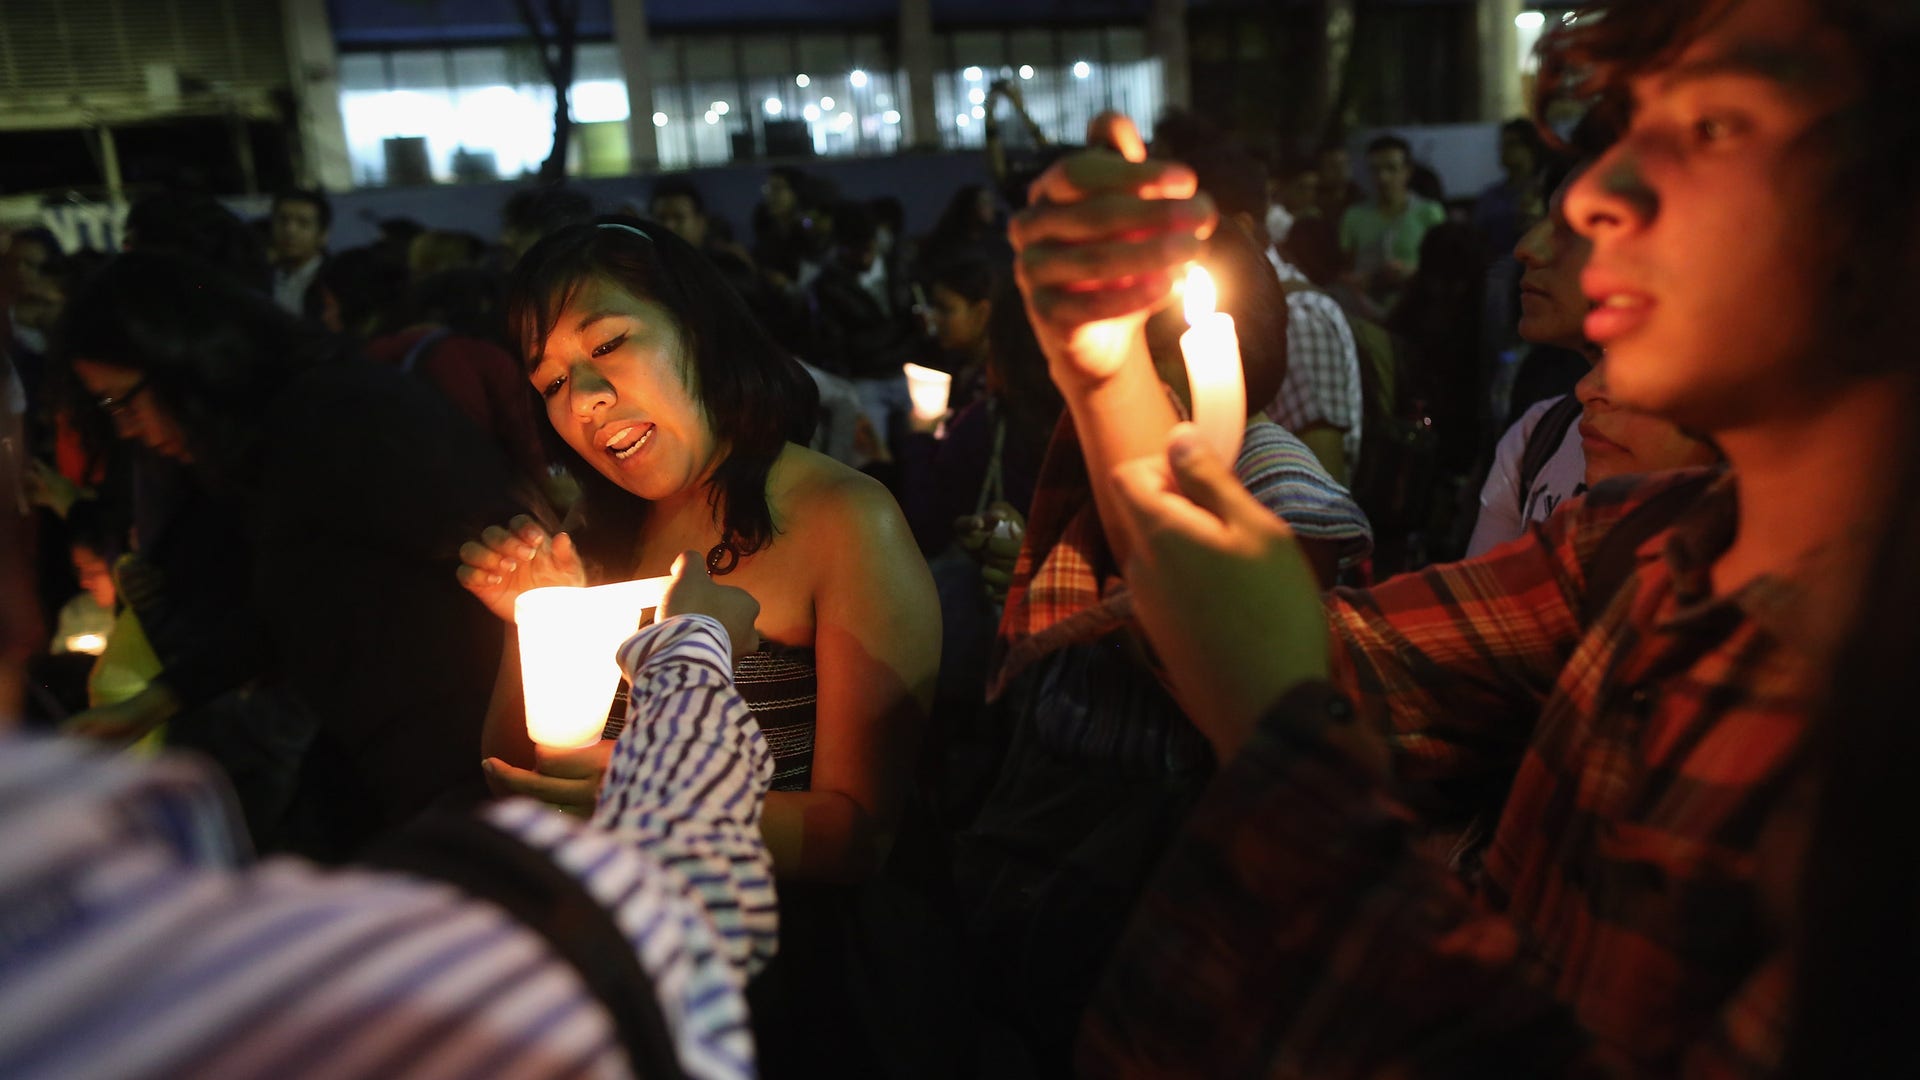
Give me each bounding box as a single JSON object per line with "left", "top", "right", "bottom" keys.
{"left": 651, "top": 111, "right": 668, "bottom": 127}
{"left": 1018, "top": 65, "right": 1035, "bottom": 80}
{"left": 796, "top": 73, "right": 811, "bottom": 87}
{"left": 765, "top": 97, "right": 783, "bottom": 115}
{"left": 1073, "top": 61, "right": 1091, "bottom": 79}
{"left": 1515, "top": 11, "right": 1545, "bottom": 30}
{"left": 968, "top": 87, "right": 985, "bottom": 105}
{"left": 803, "top": 104, "right": 822, "bottom": 122}
{"left": 882, "top": 109, "right": 901, "bottom": 124}
{"left": 821, "top": 96, "right": 835, "bottom": 110}
{"left": 849, "top": 69, "right": 869, "bottom": 88}
{"left": 711, "top": 100, "right": 729, "bottom": 115}
{"left": 963, "top": 66, "right": 983, "bottom": 81}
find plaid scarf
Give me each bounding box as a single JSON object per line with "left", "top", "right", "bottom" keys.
{"left": 986, "top": 411, "right": 1144, "bottom": 702}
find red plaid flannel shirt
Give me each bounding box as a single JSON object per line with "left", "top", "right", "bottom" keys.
{"left": 1081, "top": 468, "right": 1829, "bottom": 1077}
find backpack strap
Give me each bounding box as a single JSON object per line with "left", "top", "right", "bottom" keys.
{"left": 360, "top": 811, "right": 687, "bottom": 1080}
{"left": 398, "top": 328, "right": 453, "bottom": 376}
{"left": 1517, "top": 394, "right": 1583, "bottom": 508}
{"left": 1578, "top": 471, "right": 1720, "bottom": 627}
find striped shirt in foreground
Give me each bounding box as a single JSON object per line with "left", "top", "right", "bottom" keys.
{"left": 0, "top": 614, "right": 775, "bottom": 1080}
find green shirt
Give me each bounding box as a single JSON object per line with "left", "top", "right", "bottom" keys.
{"left": 1339, "top": 195, "right": 1447, "bottom": 300}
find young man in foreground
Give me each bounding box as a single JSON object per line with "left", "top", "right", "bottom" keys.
{"left": 1007, "top": 0, "right": 1916, "bottom": 1071}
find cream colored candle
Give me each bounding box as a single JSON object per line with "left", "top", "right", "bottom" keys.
{"left": 515, "top": 576, "right": 671, "bottom": 750}
{"left": 902, "top": 362, "right": 954, "bottom": 424}
{"left": 1178, "top": 264, "right": 1246, "bottom": 466}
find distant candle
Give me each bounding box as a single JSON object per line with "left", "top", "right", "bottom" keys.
{"left": 66, "top": 632, "right": 107, "bottom": 656}
{"left": 1179, "top": 264, "right": 1246, "bottom": 465}
{"left": 516, "top": 576, "right": 671, "bottom": 750}
{"left": 902, "top": 362, "right": 953, "bottom": 423}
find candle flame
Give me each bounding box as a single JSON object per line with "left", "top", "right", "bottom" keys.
{"left": 1184, "top": 264, "right": 1217, "bottom": 324}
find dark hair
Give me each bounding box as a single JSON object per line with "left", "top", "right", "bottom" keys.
{"left": 830, "top": 200, "right": 877, "bottom": 252}
{"left": 52, "top": 251, "right": 341, "bottom": 488}
{"left": 928, "top": 256, "right": 999, "bottom": 305}
{"left": 406, "top": 267, "right": 511, "bottom": 348}
{"left": 1182, "top": 142, "right": 1271, "bottom": 240}
{"left": 648, "top": 176, "right": 706, "bottom": 215}
{"left": 1269, "top": 151, "right": 1319, "bottom": 185}
{"left": 1365, "top": 134, "right": 1412, "bottom": 160}
{"left": 1144, "top": 219, "right": 1290, "bottom": 418}
{"left": 123, "top": 192, "right": 272, "bottom": 295}
{"left": 502, "top": 185, "right": 595, "bottom": 238}
{"left": 507, "top": 217, "right": 819, "bottom": 571}
{"left": 983, "top": 275, "right": 1064, "bottom": 464}
{"left": 315, "top": 245, "right": 409, "bottom": 340}
{"left": 273, "top": 188, "right": 333, "bottom": 231}
{"left": 1498, "top": 117, "right": 1547, "bottom": 161}
{"left": 868, "top": 196, "right": 906, "bottom": 236}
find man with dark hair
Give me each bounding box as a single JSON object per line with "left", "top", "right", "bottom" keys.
{"left": 1473, "top": 117, "right": 1548, "bottom": 259}
{"left": 1315, "top": 138, "right": 1361, "bottom": 223}
{"left": 1008, "top": 0, "right": 1919, "bottom": 1070}
{"left": 269, "top": 188, "right": 331, "bottom": 317}
{"left": 499, "top": 184, "right": 594, "bottom": 261}
{"left": 807, "top": 200, "right": 915, "bottom": 450}
{"left": 1338, "top": 132, "right": 1446, "bottom": 311}
{"left": 647, "top": 176, "right": 711, "bottom": 251}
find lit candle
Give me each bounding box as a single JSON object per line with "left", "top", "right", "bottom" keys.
{"left": 515, "top": 576, "right": 671, "bottom": 750}
{"left": 65, "top": 632, "right": 108, "bottom": 656}
{"left": 1179, "top": 264, "right": 1246, "bottom": 466}
{"left": 902, "top": 362, "right": 953, "bottom": 424}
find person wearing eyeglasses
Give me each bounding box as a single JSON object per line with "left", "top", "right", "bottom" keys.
{"left": 53, "top": 250, "right": 524, "bottom": 861}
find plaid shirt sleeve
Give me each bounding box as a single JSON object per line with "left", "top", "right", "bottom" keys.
{"left": 1079, "top": 472, "right": 1791, "bottom": 1078}
{"left": 1076, "top": 680, "right": 1787, "bottom": 1079}
{"left": 1324, "top": 489, "right": 1609, "bottom": 809}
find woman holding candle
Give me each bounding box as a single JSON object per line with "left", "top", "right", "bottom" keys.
{"left": 458, "top": 218, "right": 941, "bottom": 889}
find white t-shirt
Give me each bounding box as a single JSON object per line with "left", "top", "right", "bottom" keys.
{"left": 1465, "top": 395, "right": 1587, "bottom": 557}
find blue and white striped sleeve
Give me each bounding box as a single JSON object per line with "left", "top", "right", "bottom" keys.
{"left": 0, "top": 616, "right": 775, "bottom": 1080}
{"left": 485, "top": 614, "right": 778, "bottom": 1077}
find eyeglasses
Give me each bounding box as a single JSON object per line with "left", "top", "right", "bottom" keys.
{"left": 96, "top": 378, "right": 149, "bottom": 418}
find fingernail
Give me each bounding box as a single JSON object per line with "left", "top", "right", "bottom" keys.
{"left": 482, "top": 759, "right": 496, "bottom": 775}
{"left": 486, "top": 574, "right": 502, "bottom": 585}
{"left": 520, "top": 544, "right": 537, "bottom": 559}
{"left": 501, "top": 559, "right": 517, "bottom": 572}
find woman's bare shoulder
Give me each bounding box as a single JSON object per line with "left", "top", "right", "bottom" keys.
{"left": 769, "top": 444, "right": 905, "bottom": 531}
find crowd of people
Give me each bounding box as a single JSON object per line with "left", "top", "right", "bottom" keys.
{"left": 1, "top": 0, "right": 1916, "bottom": 1074}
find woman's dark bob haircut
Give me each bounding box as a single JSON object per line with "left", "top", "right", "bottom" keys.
{"left": 506, "top": 215, "right": 819, "bottom": 571}
{"left": 53, "top": 250, "right": 339, "bottom": 487}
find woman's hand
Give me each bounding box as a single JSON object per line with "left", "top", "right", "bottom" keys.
{"left": 954, "top": 501, "right": 1025, "bottom": 606}
{"left": 657, "top": 550, "right": 761, "bottom": 665}
{"left": 483, "top": 739, "right": 611, "bottom": 815}
{"left": 457, "top": 515, "right": 586, "bottom": 623}
{"left": 1010, "top": 113, "right": 1216, "bottom": 390}
{"left": 1108, "top": 424, "right": 1330, "bottom": 761}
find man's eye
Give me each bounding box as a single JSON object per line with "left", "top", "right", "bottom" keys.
{"left": 591, "top": 334, "right": 626, "bottom": 358}
{"left": 1691, "top": 114, "right": 1743, "bottom": 147}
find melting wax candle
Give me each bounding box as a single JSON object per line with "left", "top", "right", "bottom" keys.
{"left": 1179, "top": 264, "right": 1246, "bottom": 466}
